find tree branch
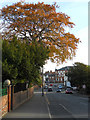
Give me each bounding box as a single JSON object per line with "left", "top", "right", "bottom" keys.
{"left": 41, "top": 36, "right": 67, "bottom": 48}
{"left": 35, "top": 21, "right": 54, "bottom": 39}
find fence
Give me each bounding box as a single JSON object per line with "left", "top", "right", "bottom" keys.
{"left": 0, "top": 88, "right": 7, "bottom": 96}
{"left": 0, "top": 87, "right": 8, "bottom": 117}
{"left": 1, "top": 86, "right": 34, "bottom": 117}
{"left": 13, "top": 87, "right": 34, "bottom": 110}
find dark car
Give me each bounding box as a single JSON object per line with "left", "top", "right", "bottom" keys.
{"left": 48, "top": 87, "right": 53, "bottom": 92}
{"left": 65, "top": 88, "right": 73, "bottom": 94}
{"left": 54, "top": 84, "right": 57, "bottom": 87}
{"left": 56, "top": 89, "right": 61, "bottom": 92}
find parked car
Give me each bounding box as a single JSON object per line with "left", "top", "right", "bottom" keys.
{"left": 56, "top": 89, "right": 61, "bottom": 92}
{"left": 50, "top": 84, "right": 53, "bottom": 86}
{"left": 58, "top": 85, "right": 62, "bottom": 89}
{"left": 54, "top": 84, "right": 57, "bottom": 87}
{"left": 48, "top": 87, "right": 53, "bottom": 92}
{"left": 44, "top": 85, "right": 48, "bottom": 89}
{"left": 71, "top": 87, "right": 77, "bottom": 90}
{"left": 65, "top": 88, "right": 73, "bottom": 94}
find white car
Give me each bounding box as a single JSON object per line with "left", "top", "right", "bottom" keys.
{"left": 58, "top": 85, "right": 62, "bottom": 89}
{"left": 72, "top": 87, "right": 77, "bottom": 90}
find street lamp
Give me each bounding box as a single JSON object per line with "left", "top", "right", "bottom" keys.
{"left": 26, "top": 81, "right": 29, "bottom": 89}
{"left": 4, "top": 79, "right": 11, "bottom": 87}
{"left": 42, "top": 66, "right": 44, "bottom": 96}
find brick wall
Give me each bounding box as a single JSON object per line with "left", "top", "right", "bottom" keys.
{"left": 28, "top": 87, "right": 34, "bottom": 98}
{"left": 1, "top": 95, "right": 8, "bottom": 116}
{"left": 1, "top": 86, "right": 34, "bottom": 117}
{"left": 13, "top": 91, "right": 22, "bottom": 110}
{"left": 13, "top": 87, "right": 34, "bottom": 110}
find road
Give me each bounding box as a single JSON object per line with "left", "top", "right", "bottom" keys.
{"left": 2, "top": 86, "right": 89, "bottom": 120}
{"left": 44, "top": 87, "right": 88, "bottom": 119}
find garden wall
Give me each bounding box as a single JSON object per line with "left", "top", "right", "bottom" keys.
{"left": 1, "top": 86, "right": 34, "bottom": 117}
{"left": 1, "top": 95, "right": 8, "bottom": 117}
{"left": 13, "top": 87, "right": 34, "bottom": 110}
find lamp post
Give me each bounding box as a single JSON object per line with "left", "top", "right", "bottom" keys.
{"left": 42, "top": 66, "right": 44, "bottom": 96}
{"left": 4, "top": 79, "right": 11, "bottom": 87}
{"left": 11, "top": 79, "right": 15, "bottom": 110}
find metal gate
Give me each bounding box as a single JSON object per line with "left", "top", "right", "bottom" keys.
{"left": 0, "top": 88, "right": 7, "bottom": 96}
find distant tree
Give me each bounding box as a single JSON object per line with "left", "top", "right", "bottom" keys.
{"left": 68, "top": 62, "right": 88, "bottom": 88}
{"left": 86, "top": 65, "right": 90, "bottom": 93}
{"left": 1, "top": 1, "right": 80, "bottom": 64}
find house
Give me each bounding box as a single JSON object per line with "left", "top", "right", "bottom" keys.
{"left": 55, "top": 66, "right": 72, "bottom": 86}
{"left": 44, "top": 66, "right": 72, "bottom": 86}
{"left": 44, "top": 71, "right": 55, "bottom": 83}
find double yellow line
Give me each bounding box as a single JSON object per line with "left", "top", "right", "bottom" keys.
{"left": 44, "top": 92, "right": 52, "bottom": 119}
{"left": 44, "top": 92, "right": 50, "bottom": 105}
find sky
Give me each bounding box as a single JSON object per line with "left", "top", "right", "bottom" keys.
{"left": 0, "top": 0, "right": 89, "bottom": 72}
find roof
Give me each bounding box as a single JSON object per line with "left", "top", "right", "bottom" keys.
{"left": 55, "top": 66, "right": 73, "bottom": 71}
{"left": 44, "top": 71, "right": 55, "bottom": 76}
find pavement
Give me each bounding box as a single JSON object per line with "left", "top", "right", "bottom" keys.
{"left": 2, "top": 88, "right": 50, "bottom": 119}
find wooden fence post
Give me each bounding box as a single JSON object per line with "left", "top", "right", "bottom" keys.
{"left": 11, "top": 85, "right": 14, "bottom": 110}
{"left": 8, "top": 85, "right": 11, "bottom": 112}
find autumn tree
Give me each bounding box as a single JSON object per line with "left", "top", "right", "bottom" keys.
{"left": 1, "top": 1, "right": 80, "bottom": 64}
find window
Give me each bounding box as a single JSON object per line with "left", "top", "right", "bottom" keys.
{"left": 46, "top": 75, "right": 48, "bottom": 78}
{"left": 58, "top": 74, "right": 60, "bottom": 77}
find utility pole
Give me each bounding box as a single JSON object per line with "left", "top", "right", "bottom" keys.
{"left": 42, "top": 66, "right": 44, "bottom": 96}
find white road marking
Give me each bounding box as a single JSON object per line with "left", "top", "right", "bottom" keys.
{"left": 59, "top": 104, "right": 70, "bottom": 113}
{"left": 47, "top": 103, "right": 52, "bottom": 119}
{"left": 59, "top": 104, "right": 75, "bottom": 118}
{"left": 45, "top": 94, "right": 52, "bottom": 119}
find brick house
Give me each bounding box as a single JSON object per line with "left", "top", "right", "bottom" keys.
{"left": 44, "top": 71, "right": 55, "bottom": 83}
{"left": 55, "top": 66, "right": 72, "bottom": 85}
{"left": 44, "top": 66, "right": 72, "bottom": 85}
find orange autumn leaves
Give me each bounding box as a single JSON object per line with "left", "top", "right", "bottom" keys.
{"left": 1, "top": 1, "right": 80, "bottom": 64}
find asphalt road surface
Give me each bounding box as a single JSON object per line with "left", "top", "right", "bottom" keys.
{"left": 44, "top": 87, "right": 88, "bottom": 119}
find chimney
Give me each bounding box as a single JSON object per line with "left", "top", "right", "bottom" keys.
{"left": 50, "top": 70, "right": 52, "bottom": 73}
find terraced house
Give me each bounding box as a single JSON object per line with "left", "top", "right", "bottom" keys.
{"left": 44, "top": 71, "right": 55, "bottom": 83}
{"left": 44, "top": 66, "right": 72, "bottom": 86}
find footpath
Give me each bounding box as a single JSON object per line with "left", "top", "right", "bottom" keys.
{"left": 2, "top": 88, "right": 50, "bottom": 120}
